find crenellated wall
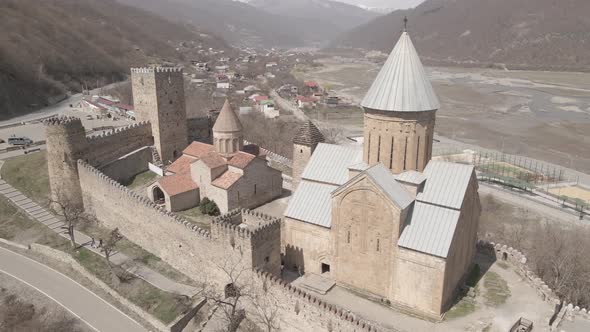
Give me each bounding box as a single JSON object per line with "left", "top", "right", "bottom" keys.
{"left": 77, "top": 161, "right": 384, "bottom": 332}
{"left": 86, "top": 122, "right": 153, "bottom": 168}
{"left": 44, "top": 117, "right": 154, "bottom": 208}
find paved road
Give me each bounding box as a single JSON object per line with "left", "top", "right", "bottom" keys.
{"left": 0, "top": 246, "right": 146, "bottom": 332}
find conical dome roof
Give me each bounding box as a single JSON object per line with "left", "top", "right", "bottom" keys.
{"left": 293, "top": 120, "right": 325, "bottom": 147}
{"left": 213, "top": 100, "right": 242, "bottom": 133}
{"left": 361, "top": 31, "right": 440, "bottom": 112}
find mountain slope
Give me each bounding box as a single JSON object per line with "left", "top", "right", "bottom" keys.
{"left": 333, "top": 0, "right": 590, "bottom": 71}
{"left": 117, "top": 0, "right": 306, "bottom": 47}
{"left": 0, "top": 0, "right": 227, "bottom": 120}
{"left": 248, "top": 0, "right": 378, "bottom": 41}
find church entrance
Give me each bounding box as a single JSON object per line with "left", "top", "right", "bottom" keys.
{"left": 321, "top": 263, "right": 331, "bottom": 274}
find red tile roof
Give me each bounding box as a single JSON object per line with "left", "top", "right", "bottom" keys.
{"left": 115, "top": 103, "right": 134, "bottom": 111}
{"left": 254, "top": 95, "right": 269, "bottom": 102}
{"left": 158, "top": 174, "right": 198, "bottom": 196}
{"left": 167, "top": 155, "right": 197, "bottom": 175}
{"left": 304, "top": 81, "right": 319, "bottom": 88}
{"left": 212, "top": 171, "right": 242, "bottom": 189}
{"left": 297, "top": 95, "right": 318, "bottom": 102}
{"left": 97, "top": 97, "right": 117, "bottom": 106}
{"left": 183, "top": 142, "right": 214, "bottom": 158}
{"left": 228, "top": 152, "right": 256, "bottom": 169}
{"left": 199, "top": 152, "right": 227, "bottom": 169}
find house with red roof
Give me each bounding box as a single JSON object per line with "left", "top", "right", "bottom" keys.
{"left": 147, "top": 100, "right": 282, "bottom": 213}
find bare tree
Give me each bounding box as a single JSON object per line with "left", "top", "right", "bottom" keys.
{"left": 49, "top": 196, "right": 87, "bottom": 248}
{"left": 249, "top": 280, "right": 281, "bottom": 332}
{"left": 101, "top": 228, "right": 123, "bottom": 266}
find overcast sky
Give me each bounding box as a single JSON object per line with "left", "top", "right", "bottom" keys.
{"left": 334, "top": 0, "right": 425, "bottom": 10}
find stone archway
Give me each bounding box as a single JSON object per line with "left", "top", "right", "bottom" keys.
{"left": 153, "top": 186, "right": 165, "bottom": 205}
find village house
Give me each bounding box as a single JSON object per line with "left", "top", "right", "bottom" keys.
{"left": 297, "top": 95, "right": 318, "bottom": 109}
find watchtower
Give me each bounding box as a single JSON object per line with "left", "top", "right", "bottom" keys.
{"left": 131, "top": 67, "right": 188, "bottom": 163}
{"left": 292, "top": 121, "right": 325, "bottom": 190}
{"left": 45, "top": 117, "right": 89, "bottom": 209}
{"left": 361, "top": 31, "right": 438, "bottom": 174}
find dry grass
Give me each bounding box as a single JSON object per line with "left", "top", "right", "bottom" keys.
{"left": 548, "top": 186, "right": 590, "bottom": 201}
{"left": 1, "top": 151, "right": 50, "bottom": 204}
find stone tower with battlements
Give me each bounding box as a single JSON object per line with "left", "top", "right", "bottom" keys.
{"left": 212, "top": 100, "right": 243, "bottom": 158}
{"left": 131, "top": 67, "right": 188, "bottom": 163}
{"left": 292, "top": 120, "right": 325, "bottom": 190}
{"left": 45, "top": 117, "right": 89, "bottom": 209}
{"left": 361, "top": 31, "right": 438, "bottom": 174}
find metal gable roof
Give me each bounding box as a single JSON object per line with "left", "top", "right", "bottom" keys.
{"left": 301, "top": 143, "right": 363, "bottom": 186}
{"left": 416, "top": 161, "right": 474, "bottom": 210}
{"left": 396, "top": 170, "right": 427, "bottom": 185}
{"left": 284, "top": 181, "right": 337, "bottom": 228}
{"left": 361, "top": 31, "right": 440, "bottom": 112}
{"left": 364, "top": 164, "right": 414, "bottom": 210}
{"left": 398, "top": 201, "right": 461, "bottom": 258}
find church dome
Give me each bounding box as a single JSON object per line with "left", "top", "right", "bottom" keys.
{"left": 213, "top": 100, "right": 242, "bottom": 133}
{"left": 361, "top": 31, "right": 440, "bottom": 113}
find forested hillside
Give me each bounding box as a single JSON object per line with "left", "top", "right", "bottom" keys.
{"left": 0, "top": 0, "right": 227, "bottom": 120}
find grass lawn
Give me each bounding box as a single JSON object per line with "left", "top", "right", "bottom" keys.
{"left": 178, "top": 207, "right": 212, "bottom": 231}
{"left": 1, "top": 151, "right": 50, "bottom": 204}
{"left": 445, "top": 297, "right": 477, "bottom": 320}
{"left": 74, "top": 248, "right": 191, "bottom": 324}
{"left": 124, "top": 171, "right": 159, "bottom": 189}
{"left": 78, "top": 221, "right": 197, "bottom": 286}
{"left": 483, "top": 271, "right": 511, "bottom": 306}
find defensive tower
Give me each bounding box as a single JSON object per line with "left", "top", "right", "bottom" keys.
{"left": 292, "top": 120, "right": 325, "bottom": 190}
{"left": 212, "top": 100, "right": 243, "bottom": 157}
{"left": 131, "top": 67, "right": 188, "bottom": 163}
{"left": 361, "top": 31, "right": 439, "bottom": 174}
{"left": 45, "top": 117, "right": 89, "bottom": 209}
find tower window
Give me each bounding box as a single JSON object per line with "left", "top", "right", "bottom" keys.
{"left": 347, "top": 230, "right": 351, "bottom": 244}
{"left": 254, "top": 184, "right": 257, "bottom": 194}
{"left": 416, "top": 136, "right": 421, "bottom": 170}
{"left": 403, "top": 137, "right": 408, "bottom": 170}
{"left": 377, "top": 135, "right": 381, "bottom": 162}
{"left": 390, "top": 137, "right": 394, "bottom": 169}
{"left": 376, "top": 238, "right": 380, "bottom": 252}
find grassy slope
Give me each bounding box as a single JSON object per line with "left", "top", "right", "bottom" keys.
{"left": 1, "top": 151, "right": 50, "bottom": 204}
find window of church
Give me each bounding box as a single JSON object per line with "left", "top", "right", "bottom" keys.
{"left": 390, "top": 137, "right": 394, "bottom": 168}
{"left": 377, "top": 135, "right": 381, "bottom": 162}
{"left": 347, "top": 230, "right": 351, "bottom": 244}
{"left": 416, "top": 136, "right": 421, "bottom": 170}
{"left": 376, "top": 239, "right": 380, "bottom": 252}
{"left": 403, "top": 137, "right": 408, "bottom": 170}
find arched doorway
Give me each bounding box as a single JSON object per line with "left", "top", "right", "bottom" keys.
{"left": 153, "top": 187, "right": 165, "bottom": 205}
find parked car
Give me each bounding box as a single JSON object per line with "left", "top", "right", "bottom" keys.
{"left": 7, "top": 136, "right": 33, "bottom": 146}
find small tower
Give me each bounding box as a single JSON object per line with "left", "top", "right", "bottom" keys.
{"left": 44, "top": 117, "right": 89, "bottom": 210}
{"left": 212, "top": 100, "right": 243, "bottom": 157}
{"left": 292, "top": 120, "right": 325, "bottom": 190}
{"left": 361, "top": 30, "right": 439, "bottom": 174}
{"left": 131, "top": 67, "right": 188, "bottom": 163}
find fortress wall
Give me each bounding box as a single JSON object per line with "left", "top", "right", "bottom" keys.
{"left": 100, "top": 146, "right": 153, "bottom": 183}
{"left": 77, "top": 162, "right": 381, "bottom": 332}
{"left": 86, "top": 122, "right": 154, "bottom": 167}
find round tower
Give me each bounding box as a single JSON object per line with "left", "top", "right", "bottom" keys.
{"left": 212, "top": 100, "right": 243, "bottom": 157}
{"left": 44, "top": 117, "right": 89, "bottom": 210}
{"left": 292, "top": 120, "right": 325, "bottom": 190}
{"left": 361, "top": 31, "right": 439, "bottom": 174}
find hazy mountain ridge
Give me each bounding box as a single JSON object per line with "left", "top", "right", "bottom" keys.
{"left": 0, "top": 0, "right": 228, "bottom": 120}
{"left": 120, "top": 0, "right": 378, "bottom": 47}
{"left": 333, "top": 0, "right": 590, "bottom": 71}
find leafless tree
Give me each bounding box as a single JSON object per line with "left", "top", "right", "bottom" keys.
{"left": 101, "top": 228, "right": 123, "bottom": 266}
{"left": 48, "top": 196, "right": 88, "bottom": 248}
{"left": 249, "top": 280, "right": 281, "bottom": 332}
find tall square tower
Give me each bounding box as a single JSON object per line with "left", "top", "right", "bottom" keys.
{"left": 131, "top": 67, "right": 188, "bottom": 163}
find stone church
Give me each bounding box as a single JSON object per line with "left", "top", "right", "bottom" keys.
{"left": 284, "top": 31, "right": 481, "bottom": 319}
{"left": 148, "top": 100, "right": 283, "bottom": 213}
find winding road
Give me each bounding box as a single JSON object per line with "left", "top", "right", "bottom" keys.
{"left": 0, "top": 246, "right": 146, "bottom": 332}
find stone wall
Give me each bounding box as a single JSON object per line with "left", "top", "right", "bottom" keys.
{"left": 87, "top": 122, "right": 154, "bottom": 168}
{"left": 363, "top": 109, "right": 436, "bottom": 173}
{"left": 77, "top": 162, "right": 383, "bottom": 332}
{"left": 100, "top": 146, "right": 153, "bottom": 183}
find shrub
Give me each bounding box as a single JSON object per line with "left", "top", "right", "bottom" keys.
{"left": 199, "top": 198, "right": 220, "bottom": 216}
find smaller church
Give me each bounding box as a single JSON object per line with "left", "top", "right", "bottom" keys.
{"left": 283, "top": 30, "right": 481, "bottom": 319}
{"left": 148, "top": 100, "right": 283, "bottom": 213}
